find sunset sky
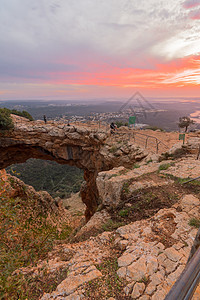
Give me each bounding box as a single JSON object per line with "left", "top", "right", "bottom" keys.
{"left": 1, "top": 0, "right": 200, "bottom": 100}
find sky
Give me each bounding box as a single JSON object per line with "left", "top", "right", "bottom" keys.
{"left": 1, "top": 0, "right": 200, "bottom": 100}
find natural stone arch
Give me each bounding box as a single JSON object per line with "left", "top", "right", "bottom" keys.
{"left": 0, "top": 115, "right": 148, "bottom": 219}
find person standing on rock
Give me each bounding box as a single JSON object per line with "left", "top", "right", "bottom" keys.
{"left": 110, "top": 122, "right": 116, "bottom": 134}
{"left": 43, "top": 115, "right": 47, "bottom": 124}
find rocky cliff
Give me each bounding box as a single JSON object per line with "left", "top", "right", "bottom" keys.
{"left": 0, "top": 115, "right": 148, "bottom": 219}
{"left": 1, "top": 116, "right": 200, "bottom": 299}
{"left": 5, "top": 154, "right": 199, "bottom": 300}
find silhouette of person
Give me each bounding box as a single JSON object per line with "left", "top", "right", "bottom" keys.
{"left": 110, "top": 122, "right": 116, "bottom": 134}
{"left": 43, "top": 115, "right": 47, "bottom": 124}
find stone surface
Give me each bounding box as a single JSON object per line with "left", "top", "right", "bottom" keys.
{"left": 2, "top": 119, "right": 200, "bottom": 299}
{"left": 0, "top": 116, "right": 149, "bottom": 220}
{"left": 127, "top": 256, "right": 147, "bottom": 281}
{"left": 180, "top": 194, "right": 200, "bottom": 212}
{"left": 165, "top": 247, "right": 183, "bottom": 262}
{"left": 118, "top": 253, "right": 135, "bottom": 267}
{"left": 74, "top": 209, "right": 111, "bottom": 239}
{"left": 131, "top": 283, "right": 145, "bottom": 298}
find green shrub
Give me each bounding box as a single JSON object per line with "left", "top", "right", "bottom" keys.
{"left": 145, "top": 126, "right": 164, "bottom": 131}
{"left": 158, "top": 163, "right": 171, "bottom": 171}
{"left": 102, "top": 220, "right": 124, "bottom": 231}
{"left": 133, "top": 164, "right": 140, "bottom": 169}
{"left": 0, "top": 107, "right": 34, "bottom": 132}
{"left": 119, "top": 209, "right": 129, "bottom": 217}
{"left": 121, "top": 182, "right": 130, "bottom": 194}
{"left": 115, "top": 121, "right": 128, "bottom": 128}
{"left": 0, "top": 108, "right": 14, "bottom": 131}
{"left": 10, "top": 109, "right": 34, "bottom": 121}
{"left": 189, "top": 218, "right": 200, "bottom": 228}
{"left": 0, "top": 191, "right": 72, "bottom": 299}
{"left": 109, "top": 145, "right": 118, "bottom": 153}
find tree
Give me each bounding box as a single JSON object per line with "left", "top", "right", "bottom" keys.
{"left": 178, "top": 116, "right": 195, "bottom": 132}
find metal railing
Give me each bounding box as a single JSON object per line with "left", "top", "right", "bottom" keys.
{"left": 165, "top": 247, "right": 200, "bottom": 300}
{"left": 109, "top": 129, "right": 169, "bottom": 154}
{"left": 133, "top": 131, "right": 169, "bottom": 153}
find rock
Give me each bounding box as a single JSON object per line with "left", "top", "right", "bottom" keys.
{"left": 118, "top": 253, "right": 135, "bottom": 267}
{"left": 41, "top": 266, "right": 102, "bottom": 299}
{"left": 138, "top": 296, "right": 150, "bottom": 300}
{"left": 161, "top": 258, "right": 178, "bottom": 274}
{"left": 96, "top": 163, "right": 160, "bottom": 209}
{"left": 117, "top": 267, "right": 127, "bottom": 278}
{"left": 144, "top": 153, "right": 160, "bottom": 163}
{"left": 165, "top": 142, "right": 187, "bottom": 158}
{"left": 131, "top": 283, "right": 145, "bottom": 298}
{"left": 146, "top": 256, "right": 158, "bottom": 275}
{"left": 116, "top": 239, "right": 128, "bottom": 250}
{"left": 157, "top": 253, "right": 167, "bottom": 266}
{"left": 180, "top": 194, "right": 200, "bottom": 212}
{"left": 152, "top": 288, "right": 167, "bottom": 300}
{"left": 164, "top": 247, "right": 183, "bottom": 262}
{"left": 0, "top": 116, "right": 161, "bottom": 219}
{"left": 65, "top": 292, "right": 82, "bottom": 299}
{"left": 127, "top": 256, "right": 147, "bottom": 281}
{"left": 166, "top": 265, "right": 185, "bottom": 285}
{"left": 75, "top": 209, "right": 110, "bottom": 239}
{"left": 150, "top": 272, "right": 164, "bottom": 286}
{"left": 145, "top": 283, "right": 156, "bottom": 295}
{"left": 187, "top": 137, "right": 200, "bottom": 153}
{"left": 124, "top": 282, "right": 135, "bottom": 295}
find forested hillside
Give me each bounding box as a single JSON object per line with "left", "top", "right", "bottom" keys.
{"left": 7, "top": 159, "right": 84, "bottom": 199}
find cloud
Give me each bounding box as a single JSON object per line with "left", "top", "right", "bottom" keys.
{"left": 1, "top": 0, "right": 200, "bottom": 99}
{"left": 183, "top": 0, "right": 200, "bottom": 9}
{"left": 189, "top": 9, "right": 200, "bottom": 18}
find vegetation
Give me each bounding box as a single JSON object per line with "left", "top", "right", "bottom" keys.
{"left": 145, "top": 125, "right": 164, "bottom": 131}
{"left": 189, "top": 218, "right": 200, "bottom": 228}
{"left": 8, "top": 109, "right": 34, "bottom": 121}
{"left": 102, "top": 220, "right": 125, "bottom": 231}
{"left": 7, "top": 159, "right": 84, "bottom": 199}
{"left": 119, "top": 209, "right": 129, "bottom": 217}
{"left": 178, "top": 116, "right": 195, "bottom": 132}
{"left": 121, "top": 182, "right": 130, "bottom": 194}
{"left": 84, "top": 257, "right": 127, "bottom": 299}
{"left": 158, "top": 163, "right": 171, "bottom": 171}
{"left": 0, "top": 107, "right": 33, "bottom": 132}
{"left": 0, "top": 108, "right": 14, "bottom": 131}
{"left": 0, "top": 179, "right": 72, "bottom": 299}
{"left": 115, "top": 121, "right": 128, "bottom": 128}
{"left": 109, "top": 145, "right": 118, "bottom": 153}
{"left": 133, "top": 163, "right": 140, "bottom": 169}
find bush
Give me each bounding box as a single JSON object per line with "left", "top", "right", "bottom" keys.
{"left": 158, "top": 163, "right": 171, "bottom": 171}
{"left": 115, "top": 121, "right": 128, "bottom": 128}
{"left": 10, "top": 109, "right": 34, "bottom": 121}
{"left": 119, "top": 209, "right": 129, "bottom": 217}
{"left": 0, "top": 108, "right": 14, "bottom": 131}
{"left": 189, "top": 218, "right": 200, "bottom": 228}
{"left": 145, "top": 126, "right": 164, "bottom": 131}
{"left": 0, "top": 107, "right": 34, "bottom": 132}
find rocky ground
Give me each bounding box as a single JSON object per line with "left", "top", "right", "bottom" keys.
{"left": 13, "top": 153, "right": 200, "bottom": 300}
{"left": 62, "top": 193, "right": 86, "bottom": 230}
{"left": 1, "top": 118, "right": 200, "bottom": 299}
